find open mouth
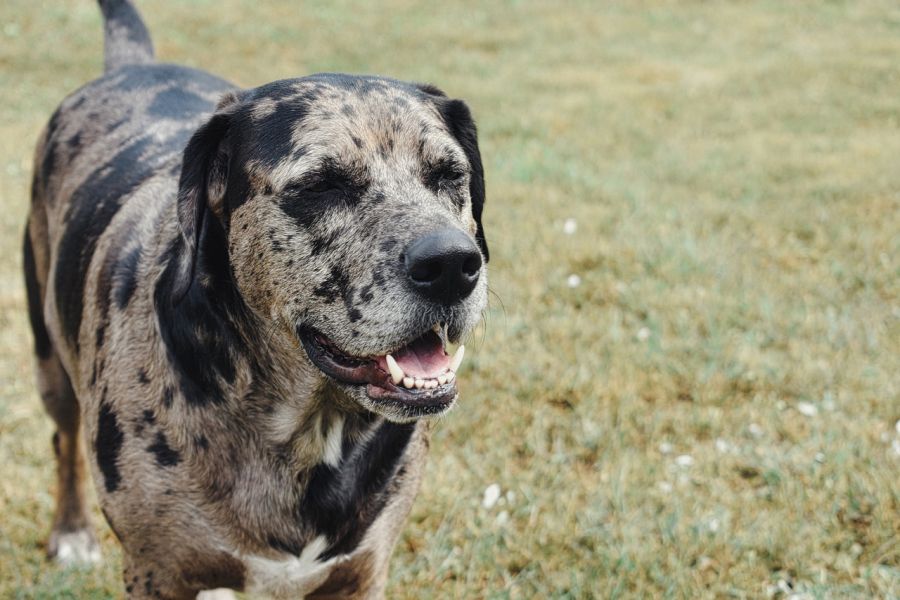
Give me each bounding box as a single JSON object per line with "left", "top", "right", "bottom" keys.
{"left": 297, "top": 324, "right": 465, "bottom": 413}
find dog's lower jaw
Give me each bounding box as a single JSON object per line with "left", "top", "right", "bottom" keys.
{"left": 313, "top": 375, "right": 455, "bottom": 424}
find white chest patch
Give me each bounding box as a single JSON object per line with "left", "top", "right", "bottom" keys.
{"left": 244, "top": 535, "right": 339, "bottom": 599}
{"left": 322, "top": 415, "right": 344, "bottom": 467}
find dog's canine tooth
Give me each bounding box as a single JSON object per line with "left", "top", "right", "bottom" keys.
{"left": 414, "top": 378, "right": 425, "bottom": 389}
{"left": 385, "top": 355, "right": 404, "bottom": 384}
{"left": 446, "top": 371, "right": 455, "bottom": 383}
{"left": 449, "top": 345, "right": 465, "bottom": 372}
{"left": 437, "top": 373, "right": 448, "bottom": 385}
{"left": 403, "top": 377, "right": 415, "bottom": 389}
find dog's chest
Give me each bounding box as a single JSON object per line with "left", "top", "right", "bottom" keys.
{"left": 242, "top": 536, "right": 339, "bottom": 598}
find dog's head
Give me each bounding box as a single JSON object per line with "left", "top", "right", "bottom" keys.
{"left": 173, "top": 74, "right": 489, "bottom": 421}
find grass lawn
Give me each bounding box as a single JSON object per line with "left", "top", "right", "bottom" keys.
{"left": 1, "top": 0, "right": 898, "bottom": 597}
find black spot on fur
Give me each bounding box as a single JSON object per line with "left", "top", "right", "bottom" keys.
{"left": 348, "top": 308, "right": 362, "bottom": 323}
{"left": 54, "top": 134, "right": 161, "bottom": 347}
{"left": 148, "top": 87, "right": 211, "bottom": 119}
{"left": 358, "top": 284, "right": 375, "bottom": 304}
{"left": 351, "top": 135, "right": 362, "bottom": 149}
{"left": 142, "top": 410, "right": 155, "bottom": 424}
{"left": 138, "top": 368, "right": 150, "bottom": 385}
{"left": 313, "top": 266, "right": 351, "bottom": 305}
{"left": 23, "top": 231, "right": 52, "bottom": 359}
{"left": 96, "top": 400, "right": 124, "bottom": 493}
{"left": 162, "top": 386, "right": 174, "bottom": 408}
{"left": 309, "top": 226, "right": 344, "bottom": 257}
{"left": 148, "top": 432, "right": 181, "bottom": 467}
{"left": 302, "top": 421, "right": 415, "bottom": 560}
{"left": 114, "top": 245, "right": 142, "bottom": 309}
{"left": 252, "top": 93, "right": 310, "bottom": 169}
{"left": 95, "top": 324, "right": 106, "bottom": 349}
{"left": 195, "top": 435, "right": 209, "bottom": 450}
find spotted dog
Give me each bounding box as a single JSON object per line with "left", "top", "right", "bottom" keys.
{"left": 23, "top": 1, "right": 489, "bottom": 597}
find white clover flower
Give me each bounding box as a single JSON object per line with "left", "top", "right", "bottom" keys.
{"left": 482, "top": 484, "right": 501, "bottom": 509}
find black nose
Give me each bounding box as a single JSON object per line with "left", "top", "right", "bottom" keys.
{"left": 404, "top": 228, "right": 483, "bottom": 305}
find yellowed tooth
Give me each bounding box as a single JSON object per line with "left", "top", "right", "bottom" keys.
{"left": 403, "top": 376, "right": 415, "bottom": 389}
{"left": 446, "top": 371, "right": 455, "bottom": 383}
{"left": 414, "top": 378, "right": 425, "bottom": 389}
{"left": 438, "top": 373, "right": 448, "bottom": 385}
{"left": 385, "top": 354, "right": 404, "bottom": 385}
{"left": 449, "top": 345, "right": 465, "bottom": 372}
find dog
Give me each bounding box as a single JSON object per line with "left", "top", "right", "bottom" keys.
{"left": 23, "top": 0, "right": 489, "bottom": 597}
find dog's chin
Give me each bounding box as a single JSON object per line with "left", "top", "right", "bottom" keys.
{"left": 297, "top": 326, "right": 461, "bottom": 422}
{"left": 339, "top": 383, "right": 457, "bottom": 423}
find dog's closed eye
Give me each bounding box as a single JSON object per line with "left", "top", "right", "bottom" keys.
{"left": 423, "top": 157, "right": 467, "bottom": 194}
{"left": 283, "top": 159, "right": 370, "bottom": 203}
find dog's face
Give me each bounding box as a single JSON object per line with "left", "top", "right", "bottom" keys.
{"left": 174, "top": 75, "right": 488, "bottom": 421}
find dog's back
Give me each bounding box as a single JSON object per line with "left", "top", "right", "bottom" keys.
{"left": 24, "top": 0, "right": 241, "bottom": 577}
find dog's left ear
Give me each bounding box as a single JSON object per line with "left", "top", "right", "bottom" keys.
{"left": 171, "top": 91, "right": 243, "bottom": 300}
{"left": 421, "top": 85, "right": 489, "bottom": 262}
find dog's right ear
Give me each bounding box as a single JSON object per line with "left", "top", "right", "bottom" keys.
{"left": 171, "top": 91, "right": 243, "bottom": 301}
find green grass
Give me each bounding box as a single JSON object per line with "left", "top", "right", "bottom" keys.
{"left": 2, "top": 0, "right": 899, "bottom": 597}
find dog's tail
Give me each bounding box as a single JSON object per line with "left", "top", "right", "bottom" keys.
{"left": 98, "top": 0, "right": 155, "bottom": 72}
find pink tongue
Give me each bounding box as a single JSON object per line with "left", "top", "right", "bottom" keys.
{"left": 377, "top": 331, "right": 449, "bottom": 378}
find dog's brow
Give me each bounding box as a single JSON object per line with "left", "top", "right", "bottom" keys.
{"left": 283, "top": 157, "right": 369, "bottom": 193}
{"left": 425, "top": 156, "right": 467, "bottom": 177}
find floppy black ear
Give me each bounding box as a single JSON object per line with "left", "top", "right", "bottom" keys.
{"left": 436, "top": 97, "right": 489, "bottom": 262}
{"left": 172, "top": 93, "right": 241, "bottom": 300}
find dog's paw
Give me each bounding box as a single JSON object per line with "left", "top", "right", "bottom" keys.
{"left": 48, "top": 529, "right": 101, "bottom": 566}
{"left": 196, "top": 590, "right": 237, "bottom": 600}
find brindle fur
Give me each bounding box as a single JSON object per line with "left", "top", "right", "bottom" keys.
{"left": 24, "top": 1, "right": 488, "bottom": 598}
